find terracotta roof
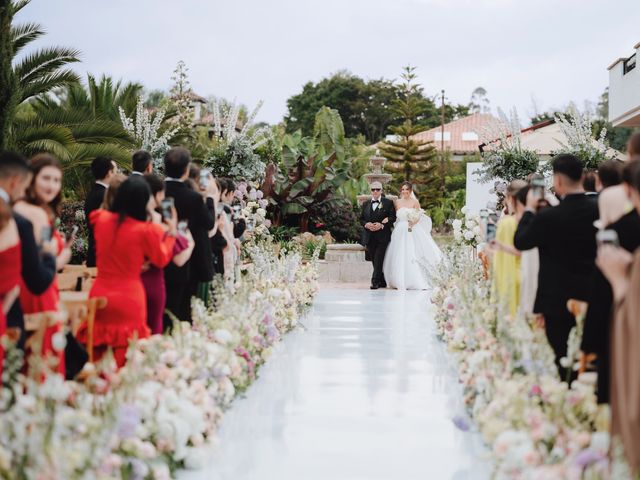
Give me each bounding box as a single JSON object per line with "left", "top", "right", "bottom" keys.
{"left": 411, "top": 113, "right": 497, "bottom": 154}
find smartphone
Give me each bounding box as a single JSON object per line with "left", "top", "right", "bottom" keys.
{"left": 232, "top": 204, "right": 241, "bottom": 220}
{"left": 178, "top": 220, "right": 188, "bottom": 235}
{"left": 199, "top": 169, "right": 210, "bottom": 190}
{"left": 479, "top": 208, "right": 489, "bottom": 220}
{"left": 531, "top": 178, "right": 546, "bottom": 200}
{"left": 65, "top": 225, "right": 79, "bottom": 246}
{"left": 160, "top": 197, "right": 174, "bottom": 221}
{"left": 486, "top": 222, "right": 497, "bottom": 243}
{"left": 596, "top": 229, "right": 620, "bottom": 247}
{"left": 41, "top": 225, "right": 52, "bottom": 243}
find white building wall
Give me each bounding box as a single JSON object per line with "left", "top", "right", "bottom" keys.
{"left": 609, "top": 46, "right": 640, "bottom": 126}
{"left": 465, "top": 163, "right": 497, "bottom": 213}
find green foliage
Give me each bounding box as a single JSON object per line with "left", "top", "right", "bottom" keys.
{"left": 284, "top": 70, "right": 468, "bottom": 144}
{"left": 379, "top": 66, "right": 439, "bottom": 206}
{"left": 263, "top": 107, "right": 352, "bottom": 231}
{"left": 0, "top": 0, "right": 81, "bottom": 149}
{"left": 309, "top": 197, "right": 361, "bottom": 242}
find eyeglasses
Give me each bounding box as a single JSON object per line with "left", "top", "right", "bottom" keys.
{"left": 371, "top": 188, "right": 381, "bottom": 192}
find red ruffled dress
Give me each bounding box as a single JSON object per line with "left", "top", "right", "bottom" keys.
{"left": 77, "top": 210, "right": 175, "bottom": 367}
{"left": 0, "top": 242, "right": 21, "bottom": 381}
{"left": 19, "top": 227, "right": 65, "bottom": 376}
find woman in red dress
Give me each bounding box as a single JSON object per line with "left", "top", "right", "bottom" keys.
{"left": 76, "top": 177, "right": 177, "bottom": 367}
{"left": 14, "top": 154, "right": 72, "bottom": 377}
{"left": 0, "top": 198, "right": 22, "bottom": 382}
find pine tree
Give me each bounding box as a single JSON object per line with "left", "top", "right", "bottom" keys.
{"left": 379, "top": 66, "right": 439, "bottom": 207}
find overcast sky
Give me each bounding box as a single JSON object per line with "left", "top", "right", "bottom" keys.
{"left": 18, "top": 0, "right": 640, "bottom": 126}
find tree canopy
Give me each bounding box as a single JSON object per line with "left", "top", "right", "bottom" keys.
{"left": 284, "top": 70, "right": 469, "bottom": 144}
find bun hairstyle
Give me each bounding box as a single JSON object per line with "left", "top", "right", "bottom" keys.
{"left": 400, "top": 181, "right": 413, "bottom": 191}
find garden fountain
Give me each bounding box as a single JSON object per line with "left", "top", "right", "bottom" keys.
{"left": 357, "top": 150, "right": 396, "bottom": 205}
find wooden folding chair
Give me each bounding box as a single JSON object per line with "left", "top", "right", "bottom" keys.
{"left": 60, "top": 292, "right": 107, "bottom": 363}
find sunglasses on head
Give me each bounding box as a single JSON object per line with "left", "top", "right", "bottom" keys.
{"left": 371, "top": 188, "right": 381, "bottom": 192}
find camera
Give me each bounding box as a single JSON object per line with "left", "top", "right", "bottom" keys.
{"left": 531, "top": 178, "right": 546, "bottom": 200}
{"left": 160, "top": 197, "right": 174, "bottom": 221}
{"left": 199, "top": 169, "right": 210, "bottom": 190}
{"left": 40, "top": 225, "right": 52, "bottom": 243}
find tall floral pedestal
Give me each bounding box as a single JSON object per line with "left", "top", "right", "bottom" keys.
{"left": 318, "top": 244, "right": 372, "bottom": 284}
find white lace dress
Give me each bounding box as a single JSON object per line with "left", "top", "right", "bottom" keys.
{"left": 383, "top": 207, "right": 442, "bottom": 290}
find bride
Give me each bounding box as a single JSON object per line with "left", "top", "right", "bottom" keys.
{"left": 383, "top": 182, "right": 442, "bottom": 290}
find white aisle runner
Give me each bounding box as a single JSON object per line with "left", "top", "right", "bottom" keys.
{"left": 180, "top": 288, "right": 490, "bottom": 480}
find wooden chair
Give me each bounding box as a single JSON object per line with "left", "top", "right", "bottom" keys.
{"left": 566, "top": 299, "right": 596, "bottom": 374}
{"left": 60, "top": 292, "right": 107, "bottom": 363}
{"left": 59, "top": 266, "right": 98, "bottom": 292}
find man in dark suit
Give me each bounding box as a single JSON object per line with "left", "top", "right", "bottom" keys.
{"left": 360, "top": 181, "right": 396, "bottom": 289}
{"left": 0, "top": 151, "right": 56, "bottom": 341}
{"left": 84, "top": 157, "right": 115, "bottom": 267}
{"left": 514, "top": 154, "right": 599, "bottom": 379}
{"left": 163, "top": 147, "right": 215, "bottom": 327}
{"left": 581, "top": 157, "right": 640, "bottom": 403}
{"left": 131, "top": 150, "right": 153, "bottom": 176}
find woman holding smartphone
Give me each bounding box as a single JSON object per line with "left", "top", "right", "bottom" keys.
{"left": 76, "top": 177, "right": 177, "bottom": 367}
{"left": 14, "top": 154, "right": 73, "bottom": 377}
{"left": 142, "top": 174, "right": 193, "bottom": 334}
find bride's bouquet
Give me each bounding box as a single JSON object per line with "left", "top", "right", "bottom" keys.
{"left": 407, "top": 208, "right": 424, "bottom": 232}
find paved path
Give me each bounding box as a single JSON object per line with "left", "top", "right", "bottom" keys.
{"left": 181, "top": 288, "right": 490, "bottom": 480}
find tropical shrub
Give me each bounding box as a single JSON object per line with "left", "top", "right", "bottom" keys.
{"left": 58, "top": 201, "right": 88, "bottom": 264}
{"left": 262, "top": 107, "right": 352, "bottom": 232}
{"left": 309, "top": 197, "right": 361, "bottom": 243}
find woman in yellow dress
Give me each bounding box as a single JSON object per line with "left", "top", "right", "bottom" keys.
{"left": 490, "top": 180, "right": 528, "bottom": 316}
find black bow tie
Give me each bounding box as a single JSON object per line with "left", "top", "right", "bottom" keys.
{"left": 372, "top": 200, "right": 380, "bottom": 204}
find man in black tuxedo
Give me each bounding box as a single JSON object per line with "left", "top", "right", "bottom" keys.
{"left": 0, "top": 151, "right": 56, "bottom": 342}
{"left": 131, "top": 150, "right": 153, "bottom": 176}
{"left": 514, "top": 154, "right": 599, "bottom": 379}
{"left": 163, "top": 147, "right": 215, "bottom": 327}
{"left": 84, "top": 157, "right": 115, "bottom": 267}
{"left": 360, "top": 181, "right": 396, "bottom": 289}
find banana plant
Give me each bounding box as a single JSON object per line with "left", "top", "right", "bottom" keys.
{"left": 262, "top": 108, "right": 352, "bottom": 232}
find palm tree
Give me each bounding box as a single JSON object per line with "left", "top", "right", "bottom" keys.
{"left": 0, "top": 0, "right": 81, "bottom": 149}
{"left": 13, "top": 75, "right": 145, "bottom": 196}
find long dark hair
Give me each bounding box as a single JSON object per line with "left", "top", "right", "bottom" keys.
{"left": 25, "top": 153, "right": 63, "bottom": 218}
{"left": 111, "top": 177, "right": 151, "bottom": 223}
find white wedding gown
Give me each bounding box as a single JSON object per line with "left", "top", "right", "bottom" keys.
{"left": 383, "top": 207, "right": 442, "bottom": 290}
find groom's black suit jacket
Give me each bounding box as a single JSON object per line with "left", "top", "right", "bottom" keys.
{"left": 360, "top": 197, "right": 396, "bottom": 246}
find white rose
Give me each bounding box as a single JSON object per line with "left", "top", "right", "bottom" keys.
{"left": 51, "top": 331, "right": 67, "bottom": 352}
{"left": 473, "top": 226, "right": 482, "bottom": 236}
{"left": 452, "top": 219, "right": 462, "bottom": 230}
{"left": 461, "top": 206, "right": 469, "bottom": 214}
{"left": 463, "top": 230, "right": 475, "bottom": 241}
{"left": 213, "top": 329, "right": 233, "bottom": 344}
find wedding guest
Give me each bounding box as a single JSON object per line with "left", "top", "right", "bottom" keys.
{"left": 101, "top": 174, "right": 127, "bottom": 209}
{"left": 0, "top": 197, "right": 22, "bottom": 380}
{"left": 85, "top": 157, "right": 115, "bottom": 267}
{"left": 596, "top": 159, "right": 623, "bottom": 192}
{"left": 142, "top": 173, "right": 193, "bottom": 334}
{"left": 218, "top": 178, "right": 244, "bottom": 283}
{"left": 0, "top": 152, "right": 56, "bottom": 345}
{"left": 513, "top": 186, "right": 538, "bottom": 317}
{"left": 76, "top": 177, "right": 177, "bottom": 367}
{"left": 514, "top": 154, "right": 598, "bottom": 378}
{"left": 14, "top": 154, "right": 74, "bottom": 376}
{"left": 596, "top": 158, "right": 640, "bottom": 473}
{"left": 583, "top": 171, "right": 598, "bottom": 195}
{"left": 131, "top": 150, "right": 153, "bottom": 176}
{"left": 626, "top": 131, "right": 640, "bottom": 157}
{"left": 582, "top": 159, "right": 640, "bottom": 403}
{"left": 490, "top": 179, "right": 527, "bottom": 316}
{"left": 210, "top": 178, "right": 228, "bottom": 276}
{"left": 163, "top": 147, "right": 215, "bottom": 327}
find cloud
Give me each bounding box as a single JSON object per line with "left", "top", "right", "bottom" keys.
{"left": 18, "top": 0, "right": 639, "bottom": 125}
